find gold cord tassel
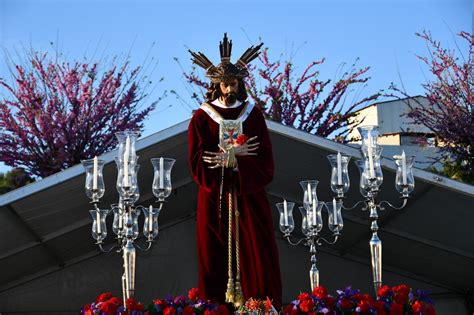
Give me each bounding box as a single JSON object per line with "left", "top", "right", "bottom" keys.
{"left": 225, "top": 190, "right": 235, "bottom": 304}
{"left": 233, "top": 188, "right": 244, "bottom": 307}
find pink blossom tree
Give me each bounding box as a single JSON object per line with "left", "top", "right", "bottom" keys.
{"left": 391, "top": 31, "right": 473, "bottom": 182}
{"left": 181, "top": 48, "right": 381, "bottom": 142}
{"left": 0, "top": 51, "right": 160, "bottom": 178}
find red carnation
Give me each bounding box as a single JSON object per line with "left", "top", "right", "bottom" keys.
{"left": 299, "top": 299, "right": 315, "bottom": 312}
{"left": 236, "top": 134, "right": 249, "bottom": 145}
{"left": 340, "top": 298, "right": 353, "bottom": 310}
{"left": 99, "top": 301, "right": 120, "bottom": 315}
{"left": 188, "top": 287, "right": 202, "bottom": 301}
{"left": 393, "top": 284, "right": 410, "bottom": 296}
{"left": 298, "top": 292, "right": 311, "bottom": 302}
{"left": 183, "top": 306, "right": 195, "bottom": 315}
{"left": 378, "top": 285, "right": 391, "bottom": 298}
{"left": 312, "top": 286, "right": 328, "bottom": 299}
{"left": 96, "top": 292, "right": 113, "bottom": 303}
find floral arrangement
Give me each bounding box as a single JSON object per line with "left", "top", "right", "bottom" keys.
{"left": 237, "top": 297, "right": 277, "bottom": 315}
{"left": 80, "top": 288, "right": 224, "bottom": 315}
{"left": 283, "top": 284, "right": 436, "bottom": 315}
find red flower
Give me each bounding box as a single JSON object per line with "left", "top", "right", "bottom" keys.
{"left": 217, "top": 304, "right": 229, "bottom": 315}
{"left": 427, "top": 305, "right": 436, "bottom": 315}
{"left": 393, "top": 284, "right": 410, "bottom": 296}
{"left": 188, "top": 287, "right": 202, "bottom": 301}
{"left": 298, "top": 292, "right": 311, "bottom": 302}
{"left": 265, "top": 297, "right": 273, "bottom": 311}
{"left": 358, "top": 300, "right": 371, "bottom": 313}
{"left": 109, "top": 297, "right": 122, "bottom": 306}
{"left": 312, "top": 286, "right": 328, "bottom": 299}
{"left": 183, "top": 306, "right": 195, "bottom": 315}
{"left": 164, "top": 306, "right": 177, "bottom": 315}
{"left": 99, "top": 301, "right": 120, "bottom": 315}
{"left": 373, "top": 300, "right": 386, "bottom": 315}
{"left": 84, "top": 310, "right": 94, "bottom": 315}
{"left": 236, "top": 134, "right": 249, "bottom": 145}
{"left": 204, "top": 310, "right": 219, "bottom": 315}
{"left": 83, "top": 304, "right": 92, "bottom": 311}
{"left": 389, "top": 303, "right": 404, "bottom": 315}
{"left": 154, "top": 299, "right": 167, "bottom": 307}
{"left": 96, "top": 292, "right": 113, "bottom": 303}
{"left": 412, "top": 300, "right": 426, "bottom": 314}
{"left": 283, "top": 305, "right": 294, "bottom": 315}
{"left": 126, "top": 298, "right": 138, "bottom": 310}
{"left": 340, "top": 298, "right": 353, "bottom": 310}
{"left": 323, "top": 296, "right": 335, "bottom": 310}
{"left": 393, "top": 293, "right": 408, "bottom": 305}
{"left": 378, "top": 285, "right": 391, "bottom": 298}
{"left": 299, "top": 299, "right": 315, "bottom": 312}
{"left": 145, "top": 311, "right": 151, "bottom": 315}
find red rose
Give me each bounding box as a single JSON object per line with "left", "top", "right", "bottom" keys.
{"left": 236, "top": 134, "right": 249, "bottom": 145}
{"left": 126, "top": 298, "right": 138, "bottom": 310}
{"left": 183, "top": 306, "right": 195, "bottom": 315}
{"left": 164, "top": 306, "right": 177, "bottom": 315}
{"left": 154, "top": 299, "right": 167, "bottom": 307}
{"left": 96, "top": 292, "right": 113, "bottom": 303}
{"left": 412, "top": 300, "right": 426, "bottom": 314}
{"left": 378, "top": 285, "right": 391, "bottom": 298}
{"left": 389, "top": 302, "right": 404, "bottom": 315}
{"left": 217, "top": 304, "right": 229, "bottom": 315}
{"left": 340, "top": 298, "right": 353, "bottom": 310}
{"left": 312, "top": 286, "right": 328, "bottom": 299}
{"left": 298, "top": 292, "right": 311, "bottom": 302}
{"left": 299, "top": 299, "right": 315, "bottom": 312}
{"left": 188, "top": 287, "right": 202, "bottom": 301}
{"left": 83, "top": 304, "right": 92, "bottom": 311}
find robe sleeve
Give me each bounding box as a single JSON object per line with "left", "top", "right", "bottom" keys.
{"left": 188, "top": 111, "right": 221, "bottom": 192}
{"left": 236, "top": 108, "right": 274, "bottom": 195}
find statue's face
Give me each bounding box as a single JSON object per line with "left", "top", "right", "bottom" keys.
{"left": 219, "top": 78, "right": 239, "bottom": 106}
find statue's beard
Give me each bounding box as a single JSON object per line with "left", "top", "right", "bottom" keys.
{"left": 223, "top": 92, "right": 237, "bottom": 106}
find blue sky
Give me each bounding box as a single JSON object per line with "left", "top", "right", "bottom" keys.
{"left": 0, "top": 0, "right": 471, "bottom": 174}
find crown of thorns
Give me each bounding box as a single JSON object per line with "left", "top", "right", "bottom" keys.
{"left": 188, "top": 33, "right": 263, "bottom": 83}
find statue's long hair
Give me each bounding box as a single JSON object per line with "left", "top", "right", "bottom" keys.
{"left": 205, "top": 78, "right": 248, "bottom": 103}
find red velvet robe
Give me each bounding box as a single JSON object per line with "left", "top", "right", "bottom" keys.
{"left": 188, "top": 102, "right": 282, "bottom": 309}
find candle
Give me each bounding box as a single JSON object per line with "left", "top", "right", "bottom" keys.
{"left": 332, "top": 198, "right": 338, "bottom": 225}
{"left": 307, "top": 183, "right": 312, "bottom": 206}
{"left": 283, "top": 199, "right": 288, "bottom": 226}
{"left": 312, "top": 197, "right": 317, "bottom": 226}
{"left": 367, "top": 131, "right": 375, "bottom": 179}
{"left": 337, "top": 151, "right": 342, "bottom": 185}
{"left": 401, "top": 150, "right": 407, "bottom": 185}
{"left": 124, "top": 136, "right": 130, "bottom": 187}
{"left": 96, "top": 210, "right": 101, "bottom": 235}
{"left": 93, "top": 156, "right": 98, "bottom": 190}
{"left": 149, "top": 204, "right": 154, "bottom": 232}
{"left": 159, "top": 157, "right": 164, "bottom": 189}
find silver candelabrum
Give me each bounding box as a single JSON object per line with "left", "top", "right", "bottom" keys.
{"left": 277, "top": 125, "right": 415, "bottom": 294}
{"left": 82, "top": 130, "right": 175, "bottom": 308}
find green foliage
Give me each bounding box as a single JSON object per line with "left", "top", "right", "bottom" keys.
{"left": 0, "top": 168, "right": 34, "bottom": 195}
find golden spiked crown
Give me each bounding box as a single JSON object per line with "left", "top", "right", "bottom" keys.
{"left": 188, "top": 33, "right": 263, "bottom": 83}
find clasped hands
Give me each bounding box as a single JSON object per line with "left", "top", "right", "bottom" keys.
{"left": 203, "top": 136, "right": 259, "bottom": 169}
